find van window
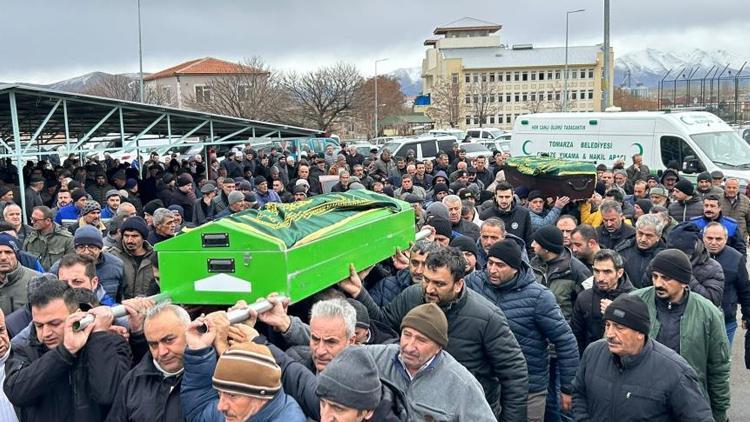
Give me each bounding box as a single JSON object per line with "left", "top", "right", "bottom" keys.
{"left": 660, "top": 136, "right": 704, "bottom": 172}
{"left": 467, "top": 130, "right": 480, "bottom": 138}
{"left": 437, "top": 139, "right": 454, "bottom": 153}
{"left": 419, "top": 141, "right": 438, "bottom": 158}
{"left": 481, "top": 131, "right": 492, "bottom": 139}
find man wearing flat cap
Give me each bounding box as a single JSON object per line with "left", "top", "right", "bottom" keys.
{"left": 633, "top": 248, "right": 730, "bottom": 421}
{"left": 573, "top": 294, "right": 714, "bottom": 421}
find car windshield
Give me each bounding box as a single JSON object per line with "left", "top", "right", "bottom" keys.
{"left": 381, "top": 142, "right": 402, "bottom": 155}
{"left": 462, "top": 143, "right": 490, "bottom": 153}
{"left": 488, "top": 129, "right": 505, "bottom": 138}
{"left": 690, "top": 131, "right": 750, "bottom": 169}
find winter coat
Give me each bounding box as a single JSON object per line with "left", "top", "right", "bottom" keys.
{"left": 171, "top": 190, "right": 196, "bottom": 223}
{"left": 4, "top": 304, "right": 31, "bottom": 339}
{"left": 475, "top": 232, "right": 528, "bottom": 270}
{"left": 633, "top": 287, "right": 731, "bottom": 421}
{"left": 625, "top": 163, "right": 651, "bottom": 182}
{"left": 88, "top": 183, "right": 115, "bottom": 206}
{"left": 23, "top": 223, "right": 75, "bottom": 271}
{"left": 690, "top": 214, "right": 747, "bottom": 255}
{"left": 110, "top": 241, "right": 156, "bottom": 299}
{"left": 365, "top": 344, "right": 496, "bottom": 421}
{"left": 573, "top": 339, "right": 714, "bottom": 422}
{"left": 571, "top": 274, "right": 635, "bottom": 355}
{"left": 719, "top": 193, "right": 750, "bottom": 239}
{"left": 17, "top": 249, "right": 44, "bottom": 273}
{"left": 105, "top": 352, "right": 184, "bottom": 422}
{"left": 451, "top": 218, "right": 480, "bottom": 241}
{"left": 255, "top": 189, "right": 281, "bottom": 209}
{"left": 710, "top": 246, "right": 750, "bottom": 324}
{"left": 180, "top": 347, "right": 306, "bottom": 422}
{"left": 50, "top": 251, "right": 124, "bottom": 300}
{"left": 689, "top": 244, "right": 725, "bottom": 307}
{"left": 465, "top": 264, "right": 579, "bottom": 394}
{"left": 0, "top": 263, "right": 39, "bottom": 315}
{"left": 191, "top": 197, "right": 219, "bottom": 226}
{"left": 53, "top": 203, "right": 80, "bottom": 224}
{"left": 478, "top": 201, "right": 533, "bottom": 249}
{"left": 4, "top": 329, "right": 131, "bottom": 422}
{"left": 695, "top": 185, "right": 724, "bottom": 201}
{"left": 596, "top": 222, "right": 635, "bottom": 250}
{"left": 614, "top": 237, "right": 665, "bottom": 288}
{"left": 394, "top": 185, "right": 427, "bottom": 200}
{"left": 369, "top": 268, "right": 414, "bottom": 307}
{"left": 355, "top": 284, "right": 529, "bottom": 421}
{"left": 668, "top": 195, "right": 704, "bottom": 222}
{"left": 23, "top": 187, "right": 43, "bottom": 220}
{"left": 529, "top": 206, "right": 562, "bottom": 233}
{"left": 374, "top": 157, "right": 400, "bottom": 179}
{"left": 530, "top": 248, "right": 590, "bottom": 321}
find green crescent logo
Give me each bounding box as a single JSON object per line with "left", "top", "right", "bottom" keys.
{"left": 522, "top": 140, "right": 531, "bottom": 155}
{"left": 632, "top": 142, "right": 643, "bottom": 155}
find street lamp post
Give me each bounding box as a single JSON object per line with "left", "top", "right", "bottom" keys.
{"left": 137, "top": 0, "right": 144, "bottom": 103}
{"left": 374, "top": 58, "right": 389, "bottom": 138}
{"left": 563, "top": 9, "right": 585, "bottom": 112}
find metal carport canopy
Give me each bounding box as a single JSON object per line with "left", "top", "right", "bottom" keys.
{"left": 0, "top": 83, "right": 323, "bottom": 222}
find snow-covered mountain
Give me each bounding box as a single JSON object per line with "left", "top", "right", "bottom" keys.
{"left": 615, "top": 48, "right": 739, "bottom": 88}
{"left": 390, "top": 67, "right": 422, "bottom": 96}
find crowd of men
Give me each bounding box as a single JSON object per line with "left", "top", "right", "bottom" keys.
{"left": 0, "top": 144, "right": 748, "bottom": 421}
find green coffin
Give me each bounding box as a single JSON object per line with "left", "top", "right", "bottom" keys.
{"left": 155, "top": 190, "right": 415, "bottom": 305}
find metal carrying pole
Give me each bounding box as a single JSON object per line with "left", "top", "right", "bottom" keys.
{"left": 73, "top": 293, "right": 170, "bottom": 331}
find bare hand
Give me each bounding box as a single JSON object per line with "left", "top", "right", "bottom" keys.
{"left": 88, "top": 306, "right": 114, "bottom": 333}
{"left": 600, "top": 299, "right": 613, "bottom": 316}
{"left": 109, "top": 325, "right": 130, "bottom": 341}
{"left": 185, "top": 316, "right": 215, "bottom": 350}
{"left": 205, "top": 311, "right": 231, "bottom": 354}
{"left": 338, "top": 263, "right": 368, "bottom": 297}
{"left": 64, "top": 312, "right": 95, "bottom": 355}
{"left": 257, "top": 294, "right": 290, "bottom": 332}
{"left": 420, "top": 225, "right": 437, "bottom": 242}
{"left": 122, "top": 297, "right": 154, "bottom": 333}
{"left": 560, "top": 393, "right": 572, "bottom": 412}
{"left": 392, "top": 247, "right": 410, "bottom": 271}
{"left": 227, "top": 324, "right": 259, "bottom": 346}
{"left": 555, "top": 196, "right": 571, "bottom": 208}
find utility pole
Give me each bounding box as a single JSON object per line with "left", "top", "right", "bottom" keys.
{"left": 374, "top": 58, "right": 388, "bottom": 138}
{"left": 602, "top": 0, "right": 611, "bottom": 110}
{"left": 137, "top": 0, "right": 144, "bottom": 103}
{"left": 563, "top": 9, "right": 585, "bottom": 112}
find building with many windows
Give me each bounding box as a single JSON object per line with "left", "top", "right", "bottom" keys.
{"left": 422, "top": 17, "right": 614, "bottom": 130}
{"left": 144, "top": 57, "right": 268, "bottom": 110}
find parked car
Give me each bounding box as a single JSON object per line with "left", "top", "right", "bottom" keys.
{"left": 428, "top": 128, "right": 467, "bottom": 141}
{"left": 381, "top": 136, "right": 462, "bottom": 161}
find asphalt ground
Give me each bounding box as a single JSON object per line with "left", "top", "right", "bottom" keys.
{"left": 728, "top": 319, "right": 748, "bottom": 420}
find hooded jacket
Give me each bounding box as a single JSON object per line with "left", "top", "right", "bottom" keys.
{"left": 0, "top": 263, "right": 40, "bottom": 315}
{"left": 368, "top": 268, "right": 414, "bottom": 307}
{"left": 4, "top": 329, "right": 131, "bottom": 422}
{"left": 465, "top": 263, "right": 579, "bottom": 394}
{"left": 573, "top": 339, "right": 714, "bottom": 422}
{"left": 478, "top": 199, "right": 533, "bottom": 248}
{"left": 595, "top": 222, "right": 635, "bottom": 250}
{"left": 110, "top": 241, "right": 156, "bottom": 299}
{"left": 633, "top": 287, "right": 730, "bottom": 421}
{"left": 570, "top": 274, "right": 635, "bottom": 355}
{"left": 668, "top": 195, "right": 703, "bottom": 222}
{"left": 530, "top": 248, "right": 591, "bottom": 321}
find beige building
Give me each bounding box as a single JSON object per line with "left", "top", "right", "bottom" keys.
{"left": 144, "top": 57, "right": 268, "bottom": 109}
{"left": 422, "top": 17, "right": 614, "bottom": 130}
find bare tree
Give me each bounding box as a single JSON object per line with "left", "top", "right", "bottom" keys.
{"left": 183, "top": 57, "right": 285, "bottom": 121}
{"left": 426, "top": 78, "right": 461, "bottom": 128}
{"left": 464, "top": 78, "right": 499, "bottom": 128}
{"left": 85, "top": 74, "right": 170, "bottom": 105}
{"left": 279, "top": 62, "right": 364, "bottom": 131}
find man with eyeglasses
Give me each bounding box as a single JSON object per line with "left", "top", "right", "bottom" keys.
{"left": 47, "top": 226, "right": 125, "bottom": 301}
{"left": 24, "top": 206, "right": 75, "bottom": 271}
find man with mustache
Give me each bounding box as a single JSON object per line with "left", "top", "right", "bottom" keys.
{"left": 573, "top": 294, "right": 713, "bottom": 421}
{"left": 0, "top": 309, "right": 18, "bottom": 421}
{"left": 368, "top": 241, "right": 439, "bottom": 307}
{"left": 690, "top": 194, "right": 747, "bottom": 255}
{"left": 633, "top": 249, "right": 730, "bottom": 422}
{"left": 614, "top": 214, "right": 666, "bottom": 288}
{"left": 109, "top": 217, "right": 156, "bottom": 299}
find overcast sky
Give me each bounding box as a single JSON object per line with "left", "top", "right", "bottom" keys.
{"left": 1, "top": 0, "right": 747, "bottom": 84}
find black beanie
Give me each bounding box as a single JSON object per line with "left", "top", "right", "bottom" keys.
{"left": 674, "top": 179, "right": 694, "bottom": 196}
{"left": 527, "top": 190, "right": 544, "bottom": 202}
{"left": 429, "top": 217, "right": 453, "bottom": 239}
{"left": 450, "top": 235, "right": 478, "bottom": 257}
{"left": 488, "top": 240, "right": 523, "bottom": 270}
{"left": 346, "top": 298, "right": 370, "bottom": 329}
{"left": 532, "top": 225, "right": 564, "bottom": 254}
{"left": 433, "top": 183, "right": 449, "bottom": 195}
{"left": 697, "top": 172, "right": 711, "bottom": 182}
{"left": 666, "top": 222, "right": 700, "bottom": 255}
{"left": 604, "top": 294, "right": 651, "bottom": 335}
{"left": 650, "top": 249, "right": 692, "bottom": 284}
{"left": 316, "top": 347, "right": 382, "bottom": 411}
{"left": 635, "top": 199, "right": 653, "bottom": 215}
{"left": 120, "top": 216, "right": 149, "bottom": 239}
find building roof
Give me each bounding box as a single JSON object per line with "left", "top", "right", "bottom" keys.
{"left": 434, "top": 17, "right": 502, "bottom": 35}
{"left": 144, "top": 57, "right": 267, "bottom": 81}
{"left": 441, "top": 45, "right": 601, "bottom": 69}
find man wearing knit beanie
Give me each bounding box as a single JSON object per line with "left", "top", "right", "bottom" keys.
{"left": 450, "top": 235, "right": 478, "bottom": 274}
{"left": 182, "top": 321, "right": 306, "bottom": 422}
{"left": 575, "top": 293, "right": 714, "bottom": 421}
{"left": 316, "top": 347, "right": 382, "bottom": 421}
{"left": 633, "top": 248, "right": 730, "bottom": 421}
{"left": 466, "top": 238, "right": 580, "bottom": 421}
{"left": 668, "top": 179, "right": 703, "bottom": 222}
{"left": 110, "top": 216, "right": 156, "bottom": 298}
{"left": 664, "top": 222, "right": 724, "bottom": 307}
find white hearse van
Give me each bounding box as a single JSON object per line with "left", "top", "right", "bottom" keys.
{"left": 511, "top": 111, "right": 750, "bottom": 185}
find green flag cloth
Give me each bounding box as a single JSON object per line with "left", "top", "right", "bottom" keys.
{"left": 506, "top": 156, "right": 596, "bottom": 177}
{"left": 225, "top": 190, "right": 406, "bottom": 248}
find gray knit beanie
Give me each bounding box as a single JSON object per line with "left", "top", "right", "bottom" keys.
{"left": 316, "top": 347, "right": 382, "bottom": 411}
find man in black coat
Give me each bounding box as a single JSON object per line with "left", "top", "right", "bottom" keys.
{"left": 596, "top": 200, "right": 635, "bottom": 250}
{"left": 573, "top": 295, "right": 714, "bottom": 421}
{"left": 614, "top": 214, "right": 665, "bottom": 288}
{"left": 703, "top": 221, "right": 750, "bottom": 347}
{"left": 479, "top": 182, "right": 533, "bottom": 250}
{"left": 571, "top": 249, "right": 635, "bottom": 355}
{"left": 171, "top": 174, "right": 196, "bottom": 223}
{"left": 339, "top": 246, "right": 529, "bottom": 421}
{"left": 4, "top": 278, "right": 131, "bottom": 422}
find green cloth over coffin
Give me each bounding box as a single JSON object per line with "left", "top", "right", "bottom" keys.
{"left": 155, "top": 190, "right": 415, "bottom": 305}
{"left": 506, "top": 156, "right": 596, "bottom": 177}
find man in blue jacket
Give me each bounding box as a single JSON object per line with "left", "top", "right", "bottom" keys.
{"left": 690, "top": 194, "right": 747, "bottom": 255}
{"left": 465, "top": 240, "right": 579, "bottom": 422}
